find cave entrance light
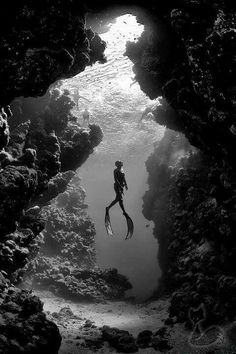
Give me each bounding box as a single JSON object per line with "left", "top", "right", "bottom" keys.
{"left": 62, "top": 14, "right": 164, "bottom": 157}
{"left": 61, "top": 14, "right": 164, "bottom": 301}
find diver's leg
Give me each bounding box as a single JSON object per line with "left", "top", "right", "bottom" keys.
{"left": 118, "top": 199, "right": 126, "bottom": 214}
{"left": 117, "top": 189, "right": 126, "bottom": 214}
{"left": 107, "top": 198, "right": 118, "bottom": 210}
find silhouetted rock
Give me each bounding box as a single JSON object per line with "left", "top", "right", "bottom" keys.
{"left": 126, "top": 1, "right": 235, "bottom": 166}
{"left": 0, "top": 1, "right": 106, "bottom": 105}
{"left": 60, "top": 123, "right": 103, "bottom": 171}
{"left": 137, "top": 330, "right": 153, "bottom": 348}
{"left": 101, "top": 326, "right": 138, "bottom": 353}
{"left": 0, "top": 114, "right": 9, "bottom": 150}
{"left": 0, "top": 288, "right": 61, "bottom": 354}
{"left": 144, "top": 129, "right": 236, "bottom": 323}
{"left": 0, "top": 165, "right": 38, "bottom": 234}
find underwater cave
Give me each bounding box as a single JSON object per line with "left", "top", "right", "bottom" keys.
{"left": 0, "top": 1, "right": 235, "bottom": 354}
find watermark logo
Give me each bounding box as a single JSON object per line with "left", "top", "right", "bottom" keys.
{"left": 188, "top": 304, "right": 225, "bottom": 348}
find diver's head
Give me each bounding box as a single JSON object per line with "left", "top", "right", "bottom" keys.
{"left": 115, "top": 160, "right": 123, "bottom": 168}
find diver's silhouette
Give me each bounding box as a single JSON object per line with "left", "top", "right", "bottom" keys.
{"left": 72, "top": 88, "right": 91, "bottom": 108}
{"left": 107, "top": 160, "right": 128, "bottom": 213}
{"left": 82, "top": 108, "right": 90, "bottom": 125}
{"left": 105, "top": 161, "right": 134, "bottom": 239}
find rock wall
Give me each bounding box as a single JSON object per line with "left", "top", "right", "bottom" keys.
{"left": 124, "top": 0, "right": 236, "bottom": 325}
{"left": 144, "top": 129, "right": 236, "bottom": 323}
{"left": 0, "top": 3, "right": 106, "bottom": 350}
{"left": 0, "top": 1, "right": 106, "bottom": 105}
{"left": 125, "top": 0, "right": 236, "bottom": 165}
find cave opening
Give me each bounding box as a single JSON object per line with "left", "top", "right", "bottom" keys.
{"left": 60, "top": 13, "right": 165, "bottom": 301}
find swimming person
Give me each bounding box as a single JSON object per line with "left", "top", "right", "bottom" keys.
{"left": 105, "top": 161, "right": 134, "bottom": 239}
{"left": 82, "top": 108, "right": 90, "bottom": 125}
{"left": 106, "top": 160, "right": 128, "bottom": 214}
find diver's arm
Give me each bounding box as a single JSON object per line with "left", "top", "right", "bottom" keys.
{"left": 114, "top": 170, "right": 122, "bottom": 188}
{"left": 123, "top": 174, "right": 128, "bottom": 190}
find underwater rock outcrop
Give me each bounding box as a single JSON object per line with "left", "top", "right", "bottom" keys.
{"left": 144, "top": 129, "right": 236, "bottom": 323}
{"left": 0, "top": 1, "right": 106, "bottom": 105}
{"left": 0, "top": 4, "right": 106, "bottom": 351}
{"left": 26, "top": 175, "right": 132, "bottom": 301}
{"left": 126, "top": 1, "right": 236, "bottom": 165}
{"left": 0, "top": 87, "right": 103, "bottom": 281}
{"left": 123, "top": 0, "right": 236, "bottom": 328}
{"left": 0, "top": 288, "right": 61, "bottom": 354}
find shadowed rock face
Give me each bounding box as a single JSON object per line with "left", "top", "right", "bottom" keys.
{"left": 0, "top": 288, "right": 61, "bottom": 354}
{"left": 0, "top": 88, "right": 103, "bottom": 281}
{"left": 0, "top": 1, "right": 106, "bottom": 105}
{"left": 0, "top": 3, "right": 105, "bottom": 352}
{"left": 125, "top": 1, "right": 236, "bottom": 165}
{"left": 144, "top": 130, "right": 236, "bottom": 323}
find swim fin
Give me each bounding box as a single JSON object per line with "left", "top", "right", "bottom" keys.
{"left": 124, "top": 212, "right": 134, "bottom": 240}
{"left": 105, "top": 208, "right": 114, "bottom": 236}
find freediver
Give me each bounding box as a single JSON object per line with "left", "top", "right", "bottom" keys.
{"left": 105, "top": 161, "right": 134, "bottom": 239}
{"left": 106, "top": 160, "right": 128, "bottom": 215}
{"left": 82, "top": 108, "right": 90, "bottom": 126}
{"left": 139, "top": 105, "right": 155, "bottom": 124}
{"left": 73, "top": 88, "right": 91, "bottom": 108}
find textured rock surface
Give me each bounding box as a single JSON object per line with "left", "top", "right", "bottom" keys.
{"left": 0, "top": 3, "right": 106, "bottom": 352}
{"left": 100, "top": 325, "right": 172, "bottom": 352}
{"left": 125, "top": 1, "right": 236, "bottom": 165}
{"left": 144, "top": 130, "right": 236, "bottom": 323}
{"left": 0, "top": 288, "right": 61, "bottom": 354}
{"left": 0, "top": 88, "right": 103, "bottom": 287}
{"left": 0, "top": 1, "right": 106, "bottom": 105}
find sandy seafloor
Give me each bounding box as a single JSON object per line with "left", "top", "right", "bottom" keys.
{"left": 35, "top": 290, "right": 236, "bottom": 354}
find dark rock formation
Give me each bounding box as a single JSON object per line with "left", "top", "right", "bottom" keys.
{"left": 143, "top": 129, "right": 195, "bottom": 287}
{"left": 122, "top": 0, "right": 236, "bottom": 329}
{"left": 0, "top": 86, "right": 103, "bottom": 286}
{"left": 0, "top": 165, "right": 38, "bottom": 234}
{"left": 125, "top": 1, "right": 236, "bottom": 166}
{"left": 0, "top": 4, "right": 106, "bottom": 352}
{"left": 100, "top": 325, "right": 172, "bottom": 352}
{"left": 101, "top": 326, "right": 138, "bottom": 353}
{"left": 0, "top": 288, "right": 61, "bottom": 354}
{"left": 10, "top": 88, "right": 103, "bottom": 182}
{"left": 0, "top": 1, "right": 106, "bottom": 105}
{"left": 36, "top": 171, "right": 75, "bottom": 207}
{"left": 144, "top": 130, "right": 236, "bottom": 323}
{"left": 60, "top": 122, "right": 103, "bottom": 171}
